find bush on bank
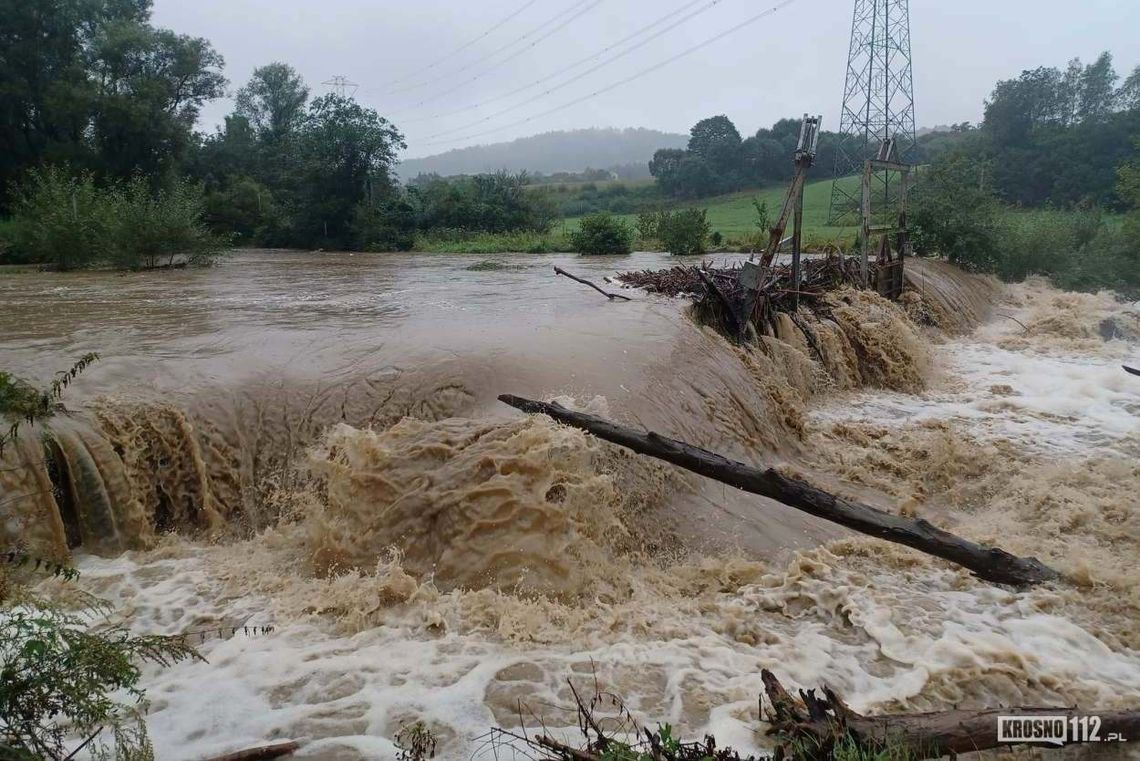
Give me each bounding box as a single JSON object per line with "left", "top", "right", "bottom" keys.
{"left": 658, "top": 208, "right": 711, "bottom": 256}
{"left": 4, "top": 168, "right": 227, "bottom": 271}
{"left": 569, "top": 212, "right": 634, "bottom": 255}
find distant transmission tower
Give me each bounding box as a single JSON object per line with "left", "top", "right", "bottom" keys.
{"left": 828, "top": 0, "right": 917, "bottom": 225}
{"left": 322, "top": 75, "right": 359, "bottom": 98}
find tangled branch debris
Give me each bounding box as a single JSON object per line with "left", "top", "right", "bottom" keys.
{"left": 761, "top": 670, "right": 1140, "bottom": 759}
{"left": 481, "top": 672, "right": 1139, "bottom": 761}
{"left": 617, "top": 255, "right": 867, "bottom": 339}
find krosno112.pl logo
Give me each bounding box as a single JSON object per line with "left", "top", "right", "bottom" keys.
{"left": 997, "top": 715, "right": 1127, "bottom": 744}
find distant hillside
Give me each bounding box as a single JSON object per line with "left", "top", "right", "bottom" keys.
{"left": 398, "top": 127, "right": 687, "bottom": 179}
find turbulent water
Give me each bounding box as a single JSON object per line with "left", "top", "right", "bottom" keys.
{"left": 2, "top": 251, "right": 1139, "bottom": 760}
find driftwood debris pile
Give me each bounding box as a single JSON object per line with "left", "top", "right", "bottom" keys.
{"left": 618, "top": 255, "right": 867, "bottom": 339}
{"left": 484, "top": 672, "right": 1140, "bottom": 761}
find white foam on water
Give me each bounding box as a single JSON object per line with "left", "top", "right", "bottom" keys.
{"left": 812, "top": 290, "right": 1140, "bottom": 458}
{"left": 71, "top": 539, "right": 1140, "bottom": 760}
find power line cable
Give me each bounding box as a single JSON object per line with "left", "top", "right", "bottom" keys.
{"left": 408, "top": 0, "right": 735, "bottom": 138}
{"left": 374, "top": 0, "right": 603, "bottom": 97}
{"left": 393, "top": 0, "right": 718, "bottom": 122}
{"left": 376, "top": 0, "right": 541, "bottom": 90}
{"left": 414, "top": 0, "right": 800, "bottom": 149}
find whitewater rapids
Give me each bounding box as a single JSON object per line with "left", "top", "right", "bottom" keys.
{"left": 2, "top": 251, "right": 1139, "bottom": 760}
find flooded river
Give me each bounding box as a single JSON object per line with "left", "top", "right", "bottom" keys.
{"left": 2, "top": 250, "right": 1139, "bottom": 759}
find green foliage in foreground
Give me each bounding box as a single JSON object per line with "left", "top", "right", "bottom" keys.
{"left": 1, "top": 358, "right": 199, "bottom": 760}
{"left": 0, "top": 353, "right": 99, "bottom": 457}
{"left": 912, "top": 154, "right": 1140, "bottom": 296}
{"left": 5, "top": 169, "right": 227, "bottom": 271}
{"left": 0, "top": 602, "right": 200, "bottom": 760}
{"left": 570, "top": 212, "right": 635, "bottom": 255}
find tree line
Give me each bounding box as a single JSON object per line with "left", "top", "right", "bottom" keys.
{"left": 910, "top": 53, "right": 1140, "bottom": 294}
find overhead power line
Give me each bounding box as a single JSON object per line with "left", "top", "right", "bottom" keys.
{"left": 409, "top": 0, "right": 735, "bottom": 139}
{"left": 376, "top": 0, "right": 541, "bottom": 91}
{"left": 375, "top": 0, "right": 604, "bottom": 98}
{"left": 394, "top": 0, "right": 721, "bottom": 123}
{"left": 414, "top": 0, "right": 801, "bottom": 149}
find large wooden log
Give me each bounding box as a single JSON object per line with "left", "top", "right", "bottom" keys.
{"left": 761, "top": 670, "right": 1140, "bottom": 759}
{"left": 498, "top": 395, "right": 1059, "bottom": 587}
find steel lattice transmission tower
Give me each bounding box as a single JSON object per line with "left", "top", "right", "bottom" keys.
{"left": 828, "top": 0, "right": 917, "bottom": 225}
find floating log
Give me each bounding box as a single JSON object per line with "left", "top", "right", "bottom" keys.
{"left": 498, "top": 395, "right": 1059, "bottom": 587}
{"left": 199, "top": 742, "right": 300, "bottom": 761}
{"left": 1124, "top": 365, "right": 1139, "bottom": 377}
{"left": 554, "top": 267, "right": 632, "bottom": 301}
{"left": 762, "top": 669, "right": 1140, "bottom": 759}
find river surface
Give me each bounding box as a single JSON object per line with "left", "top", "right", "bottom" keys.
{"left": 2, "top": 250, "right": 1140, "bottom": 759}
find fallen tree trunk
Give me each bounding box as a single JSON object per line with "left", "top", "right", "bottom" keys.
{"left": 199, "top": 742, "right": 300, "bottom": 761}
{"left": 762, "top": 670, "right": 1140, "bottom": 759}
{"left": 554, "top": 267, "right": 632, "bottom": 301}
{"left": 498, "top": 395, "right": 1059, "bottom": 587}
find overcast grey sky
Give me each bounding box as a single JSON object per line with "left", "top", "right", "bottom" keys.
{"left": 153, "top": 0, "right": 1139, "bottom": 159}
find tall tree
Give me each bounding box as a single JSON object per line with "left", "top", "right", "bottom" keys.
{"left": 234, "top": 63, "right": 309, "bottom": 140}
{"left": 291, "top": 94, "right": 405, "bottom": 247}
{"left": 1077, "top": 52, "right": 1118, "bottom": 122}
{"left": 1116, "top": 65, "right": 1140, "bottom": 112}
{"left": 687, "top": 115, "right": 742, "bottom": 178}
{"left": 0, "top": 0, "right": 224, "bottom": 206}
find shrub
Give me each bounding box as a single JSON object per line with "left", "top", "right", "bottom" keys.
{"left": 636, "top": 210, "right": 663, "bottom": 240}
{"left": 352, "top": 197, "right": 417, "bottom": 251}
{"left": 7, "top": 167, "right": 111, "bottom": 270}
{"left": 0, "top": 360, "right": 199, "bottom": 760}
{"left": 7, "top": 169, "right": 225, "bottom": 270}
{"left": 0, "top": 601, "right": 200, "bottom": 760}
{"left": 106, "top": 177, "right": 228, "bottom": 269}
{"left": 659, "top": 208, "right": 711, "bottom": 256}
{"left": 569, "top": 212, "right": 634, "bottom": 255}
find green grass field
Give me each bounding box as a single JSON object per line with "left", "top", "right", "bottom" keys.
{"left": 562, "top": 175, "right": 862, "bottom": 250}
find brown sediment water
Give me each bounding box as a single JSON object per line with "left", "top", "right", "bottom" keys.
{"left": 3, "top": 251, "right": 1139, "bottom": 760}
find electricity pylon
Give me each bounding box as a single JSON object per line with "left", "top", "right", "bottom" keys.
{"left": 828, "top": 0, "right": 917, "bottom": 225}
{"left": 322, "top": 75, "right": 359, "bottom": 98}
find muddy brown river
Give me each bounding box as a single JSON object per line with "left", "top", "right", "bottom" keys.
{"left": 2, "top": 250, "right": 1139, "bottom": 759}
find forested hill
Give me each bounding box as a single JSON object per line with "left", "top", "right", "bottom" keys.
{"left": 398, "top": 128, "right": 687, "bottom": 179}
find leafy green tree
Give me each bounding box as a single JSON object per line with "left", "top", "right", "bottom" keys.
{"left": 1118, "top": 65, "right": 1140, "bottom": 112}
{"left": 648, "top": 148, "right": 686, "bottom": 194}
{"left": 290, "top": 94, "right": 405, "bottom": 248}
{"left": 687, "top": 115, "right": 742, "bottom": 178}
{"left": 569, "top": 212, "right": 634, "bottom": 255}
{"left": 234, "top": 63, "right": 309, "bottom": 141}
{"left": 89, "top": 26, "right": 226, "bottom": 181}
{"left": 412, "top": 172, "right": 556, "bottom": 235}
{"left": 910, "top": 155, "right": 1003, "bottom": 272}
{"left": 1077, "top": 52, "right": 1118, "bottom": 122}
{"left": 1118, "top": 140, "right": 1140, "bottom": 246}
{"left": 0, "top": 0, "right": 225, "bottom": 209}
{"left": 203, "top": 176, "right": 282, "bottom": 245}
